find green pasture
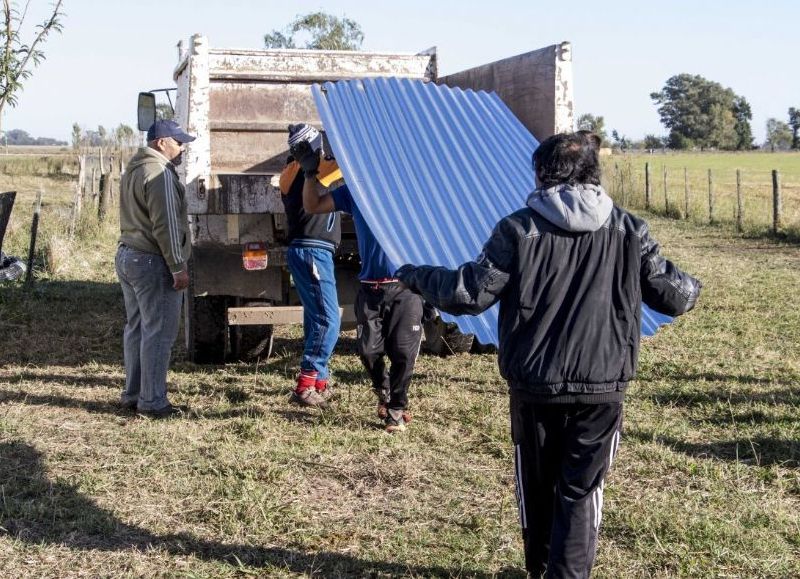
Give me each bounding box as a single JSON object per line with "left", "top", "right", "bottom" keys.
{"left": 602, "top": 151, "right": 800, "bottom": 237}
{"left": 0, "top": 152, "right": 798, "bottom": 577}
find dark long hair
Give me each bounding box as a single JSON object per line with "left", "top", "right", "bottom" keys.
{"left": 532, "top": 131, "right": 602, "bottom": 189}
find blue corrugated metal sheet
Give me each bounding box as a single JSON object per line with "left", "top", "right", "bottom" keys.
{"left": 313, "top": 77, "right": 672, "bottom": 343}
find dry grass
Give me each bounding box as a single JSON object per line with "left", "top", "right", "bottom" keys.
{"left": 0, "top": 157, "right": 799, "bottom": 577}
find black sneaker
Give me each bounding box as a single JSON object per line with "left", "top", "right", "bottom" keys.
{"left": 139, "top": 404, "right": 189, "bottom": 418}
{"left": 119, "top": 400, "right": 137, "bottom": 411}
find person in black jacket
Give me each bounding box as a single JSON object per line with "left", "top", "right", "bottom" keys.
{"left": 395, "top": 132, "right": 702, "bottom": 578}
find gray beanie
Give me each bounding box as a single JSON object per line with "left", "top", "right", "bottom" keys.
{"left": 287, "top": 123, "right": 322, "bottom": 152}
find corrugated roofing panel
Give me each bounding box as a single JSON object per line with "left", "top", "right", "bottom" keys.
{"left": 313, "top": 77, "right": 672, "bottom": 344}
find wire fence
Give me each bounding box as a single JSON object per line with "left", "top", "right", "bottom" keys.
{"left": 601, "top": 155, "right": 800, "bottom": 238}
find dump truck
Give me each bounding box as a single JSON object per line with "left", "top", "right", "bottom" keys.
{"left": 138, "top": 34, "right": 573, "bottom": 363}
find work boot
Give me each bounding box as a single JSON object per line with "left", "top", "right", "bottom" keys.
{"left": 385, "top": 408, "right": 412, "bottom": 433}
{"left": 374, "top": 386, "right": 390, "bottom": 419}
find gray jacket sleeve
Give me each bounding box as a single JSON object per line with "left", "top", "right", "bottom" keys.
{"left": 395, "top": 218, "right": 514, "bottom": 316}
{"left": 640, "top": 224, "right": 702, "bottom": 316}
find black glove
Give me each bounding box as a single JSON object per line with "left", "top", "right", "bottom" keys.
{"left": 290, "top": 140, "right": 321, "bottom": 178}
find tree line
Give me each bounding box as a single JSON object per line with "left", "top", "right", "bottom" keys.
{"left": 582, "top": 74, "right": 798, "bottom": 152}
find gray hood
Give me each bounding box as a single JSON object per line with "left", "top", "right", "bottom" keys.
{"left": 526, "top": 183, "right": 613, "bottom": 232}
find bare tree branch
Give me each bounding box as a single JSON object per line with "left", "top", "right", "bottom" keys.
{"left": 0, "top": 0, "right": 63, "bottom": 133}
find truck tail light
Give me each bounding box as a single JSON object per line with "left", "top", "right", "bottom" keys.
{"left": 242, "top": 242, "right": 268, "bottom": 271}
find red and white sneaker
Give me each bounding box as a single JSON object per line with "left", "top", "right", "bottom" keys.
{"left": 291, "top": 387, "right": 328, "bottom": 408}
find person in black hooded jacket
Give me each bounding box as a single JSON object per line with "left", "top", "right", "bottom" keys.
{"left": 395, "top": 131, "right": 702, "bottom": 578}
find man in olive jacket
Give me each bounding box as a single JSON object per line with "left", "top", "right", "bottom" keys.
{"left": 396, "top": 132, "right": 702, "bottom": 578}
{"left": 116, "top": 120, "right": 195, "bottom": 417}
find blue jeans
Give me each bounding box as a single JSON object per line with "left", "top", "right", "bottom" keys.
{"left": 287, "top": 245, "right": 340, "bottom": 380}
{"left": 115, "top": 245, "right": 183, "bottom": 411}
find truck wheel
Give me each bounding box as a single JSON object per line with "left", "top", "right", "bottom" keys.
{"left": 421, "top": 317, "right": 474, "bottom": 356}
{"left": 230, "top": 300, "right": 275, "bottom": 361}
{"left": 232, "top": 324, "right": 274, "bottom": 361}
{"left": 187, "top": 294, "right": 227, "bottom": 364}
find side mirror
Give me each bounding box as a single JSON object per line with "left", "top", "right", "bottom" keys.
{"left": 137, "top": 92, "right": 156, "bottom": 132}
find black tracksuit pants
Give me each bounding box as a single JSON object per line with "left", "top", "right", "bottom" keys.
{"left": 355, "top": 283, "right": 423, "bottom": 411}
{"left": 510, "top": 394, "right": 623, "bottom": 579}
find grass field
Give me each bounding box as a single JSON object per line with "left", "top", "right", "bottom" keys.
{"left": 0, "top": 154, "right": 799, "bottom": 577}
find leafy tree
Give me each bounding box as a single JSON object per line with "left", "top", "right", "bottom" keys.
{"left": 115, "top": 123, "right": 137, "bottom": 149}
{"left": 0, "top": 0, "right": 64, "bottom": 135}
{"left": 788, "top": 107, "right": 800, "bottom": 150}
{"left": 264, "top": 11, "right": 364, "bottom": 50}
{"left": 156, "top": 103, "right": 174, "bottom": 121}
{"left": 732, "top": 96, "right": 754, "bottom": 150}
{"left": 576, "top": 113, "right": 607, "bottom": 146}
{"left": 764, "top": 118, "right": 793, "bottom": 152}
{"left": 611, "top": 129, "right": 630, "bottom": 151}
{"left": 71, "top": 123, "right": 82, "bottom": 151}
{"left": 643, "top": 134, "right": 665, "bottom": 150}
{"left": 650, "top": 74, "right": 752, "bottom": 150}
{"left": 3, "top": 128, "right": 63, "bottom": 145}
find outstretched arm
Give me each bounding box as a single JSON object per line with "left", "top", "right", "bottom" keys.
{"left": 396, "top": 218, "right": 516, "bottom": 316}
{"left": 640, "top": 224, "right": 702, "bottom": 315}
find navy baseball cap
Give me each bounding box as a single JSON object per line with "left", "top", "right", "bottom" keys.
{"left": 147, "top": 119, "right": 196, "bottom": 144}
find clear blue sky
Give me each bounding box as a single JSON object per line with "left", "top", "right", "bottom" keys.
{"left": 7, "top": 0, "right": 799, "bottom": 143}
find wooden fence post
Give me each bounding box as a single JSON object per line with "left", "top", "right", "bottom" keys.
{"left": 645, "top": 162, "right": 651, "bottom": 210}
{"left": 683, "top": 167, "right": 689, "bottom": 219}
{"left": 0, "top": 191, "right": 15, "bottom": 257}
{"left": 77, "top": 154, "right": 86, "bottom": 199}
{"left": 69, "top": 177, "right": 83, "bottom": 239}
{"left": 736, "top": 169, "right": 743, "bottom": 233}
{"left": 707, "top": 169, "right": 715, "bottom": 224}
{"left": 25, "top": 189, "right": 42, "bottom": 286}
{"left": 91, "top": 166, "right": 97, "bottom": 202}
{"left": 772, "top": 170, "right": 782, "bottom": 233}
{"left": 98, "top": 172, "right": 111, "bottom": 221}
{"left": 663, "top": 165, "right": 669, "bottom": 212}
{"left": 109, "top": 154, "right": 117, "bottom": 203}
{"left": 620, "top": 166, "right": 627, "bottom": 207}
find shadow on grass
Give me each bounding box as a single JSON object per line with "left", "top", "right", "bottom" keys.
{"left": 0, "top": 441, "right": 522, "bottom": 578}
{"left": 0, "top": 388, "right": 285, "bottom": 422}
{"left": 642, "top": 371, "right": 782, "bottom": 386}
{"left": 639, "top": 385, "right": 800, "bottom": 406}
{"left": 0, "top": 388, "right": 131, "bottom": 416}
{"left": 0, "top": 280, "right": 123, "bottom": 366}
{"left": 626, "top": 427, "right": 800, "bottom": 469}
{"left": 3, "top": 371, "right": 121, "bottom": 389}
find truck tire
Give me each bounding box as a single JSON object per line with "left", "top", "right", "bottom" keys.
{"left": 187, "top": 294, "right": 227, "bottom": 364}
{"left": 230, "top": 300, "right": 274, "bottom": 361}
{"left": 421, "top": 317, "right": 474, "bottom": 356}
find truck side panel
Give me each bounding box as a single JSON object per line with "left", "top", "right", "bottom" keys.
{"left": 439, "top": 42, "right": 574, "bottom": 140}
